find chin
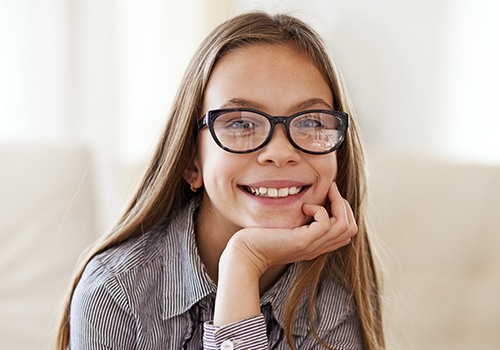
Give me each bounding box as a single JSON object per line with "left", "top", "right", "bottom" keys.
{"left": 253, "top": 215, "right": 309, "bottom": 229}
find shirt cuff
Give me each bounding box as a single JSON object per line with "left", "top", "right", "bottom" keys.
{"left": 203, "top": 314, "right": 268, "bottom": 350}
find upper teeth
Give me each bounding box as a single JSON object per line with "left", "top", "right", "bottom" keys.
{"left": 247, "top": 186, "right": 303, "bottom": 198}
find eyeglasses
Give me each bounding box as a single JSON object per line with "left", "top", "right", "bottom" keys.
{"left": 198, "top": 108, "right": 349, "bottom": 155}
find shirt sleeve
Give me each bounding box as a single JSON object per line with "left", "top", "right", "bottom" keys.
{"left": 203, "top": 315, "right": 268, "bottom": 350}
{"left": 69, "top": 258, "right": 136, "bottom": 350}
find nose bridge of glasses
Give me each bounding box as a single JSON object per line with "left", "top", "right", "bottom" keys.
{"left": 266, "top": 116, "right": 294, "bottom": 149}
{"left": 268, "top": 115, "right": 291, "bottom": 136}
{"left": 270, "top": 115, "right": 289, "bottom": 125}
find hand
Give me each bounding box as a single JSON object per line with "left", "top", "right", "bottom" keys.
{"left": 225, "top": 182, "right": 357, "bottom": 276}
{"left": 214, "top": 183, "right": 356, "bottom": 325}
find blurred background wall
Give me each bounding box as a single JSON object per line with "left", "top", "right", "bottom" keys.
{"left": 1, "top": 0, "right": 499, "bottom": 349}
{"left": 3, "top": 0, "right": 500, "bottom": 229}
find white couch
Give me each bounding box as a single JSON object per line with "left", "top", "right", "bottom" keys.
{"left": 366, "top": 152, "right": 500, "bottom": 349}
{"left": 0, "top": 143, "right": 99, "bottom": 349}
{"left": 1, "top": 144, "right": 499, "bottom": 349}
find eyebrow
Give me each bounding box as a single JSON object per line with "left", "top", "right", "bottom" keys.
{"left": 294, "top": 98, "right": 333, "bottom": 111}
{"left": 220, "top": 98, "right": 333, "bottom": 112}
{"left": 220, "top": 99, "right": 264, "bottom": 109}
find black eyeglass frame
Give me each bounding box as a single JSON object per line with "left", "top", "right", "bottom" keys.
{"left": 198, "top": 108, "right": 350, "bottom": 155}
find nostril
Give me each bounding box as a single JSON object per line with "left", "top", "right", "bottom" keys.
{"left": 257, "top": 128, "right": 301, "bottom": 166}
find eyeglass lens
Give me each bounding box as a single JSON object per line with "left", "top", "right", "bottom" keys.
{"left": 212, "top": 110, "right": 345, "bottom": 153}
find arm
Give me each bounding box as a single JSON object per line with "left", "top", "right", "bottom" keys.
{"left": 203, "top": 183, "right": 357, "bottom": 349}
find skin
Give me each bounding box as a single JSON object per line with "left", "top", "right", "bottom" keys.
{"left": 184, "top": 43, "right": 357, "bottom": 326}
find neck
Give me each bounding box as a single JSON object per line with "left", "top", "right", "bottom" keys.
{"left": 194, "top": 198, "right": 234, "bottom": 283}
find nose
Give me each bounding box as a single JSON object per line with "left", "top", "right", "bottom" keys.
{"left": 257, "top": 124, "right": 301, "bottom": 167}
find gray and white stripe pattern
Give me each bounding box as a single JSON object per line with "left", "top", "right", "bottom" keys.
{"left": 69, "top": 198, "right": 363, "bottom": 349}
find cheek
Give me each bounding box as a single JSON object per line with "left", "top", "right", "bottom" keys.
{"left": 332, "top": 153, "right": 339, "bottom": 175}
{"left": 197, "top": 135, "right": 248, "bottom": 187}
{"left": 328, "top": 156, "right": 339, "bottom": 180}
{"left": 313, "top": 155, "right": 338, "bottom": 198}
{"left": 317, "top": 154, "right": 338, "bottom": 181}
{"left": 197, "top": 133, "right": 221, "bottom": 176}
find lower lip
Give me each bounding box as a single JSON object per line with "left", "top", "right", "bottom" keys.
{"left": 239, "top": 186, "right": 308, "bottom": 205}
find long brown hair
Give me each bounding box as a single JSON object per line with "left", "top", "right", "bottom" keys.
{"left": 57, "top": 11, "right": 384, "bottom": 349}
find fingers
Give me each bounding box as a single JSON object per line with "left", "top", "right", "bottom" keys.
{"left": 318, "top": 183, "right": 358, "bottom": 250}
{"left": 328, "top": 182, "right": 349, "bottom": 223}
{"left": 330, "top": 182, "right": 357, "bottom": 227}
{"left": 249, "top": 183, "right": 358, "bottom": 266}
{"left": 302, "top": 203, "right": 330, "bottom": 227}
{"left": 300, "top": 200, "right": 356, "bottom": 254}
{"left": 343, "top": 198, "right": 358, "bottom": 237}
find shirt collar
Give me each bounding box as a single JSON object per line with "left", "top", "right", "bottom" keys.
{"left": 162, "top": 197, "right": 217, "bottom": 320}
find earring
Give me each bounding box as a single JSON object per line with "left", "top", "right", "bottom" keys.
{"left": 190, "top": 179, "right": 197, "bottom": 192}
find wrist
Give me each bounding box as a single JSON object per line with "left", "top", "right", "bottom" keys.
{"left": 214, "top": 234, "right": 263, "bottom": 326}
{"left": 220, "top": 234, "right": 267, "bottom": 278}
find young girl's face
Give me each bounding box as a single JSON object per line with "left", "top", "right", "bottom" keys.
{"left": 193, "top": 43, "right": 338, "bottom": 233}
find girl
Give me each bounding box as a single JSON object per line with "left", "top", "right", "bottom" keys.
{"left": 57, "top": 11, "right": 384, "bottom": 350}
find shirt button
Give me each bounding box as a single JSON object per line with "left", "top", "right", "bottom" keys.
{"left": 221, "top": 340, "right": 234, "bottom": 350}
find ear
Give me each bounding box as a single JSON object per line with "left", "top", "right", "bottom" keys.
{"left": 183, "top": 155, "right": 203, "bottom": 190}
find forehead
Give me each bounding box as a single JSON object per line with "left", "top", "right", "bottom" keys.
{"left": 202, "top": 43, "right": 333, "bottom": 115}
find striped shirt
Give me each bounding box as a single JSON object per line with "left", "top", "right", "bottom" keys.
{"left": 70, "top": 198, "right": 363, "bottom": 349}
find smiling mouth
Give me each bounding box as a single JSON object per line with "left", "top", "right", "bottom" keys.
{"left": 242, "top": 185, "right": 306, "bottom": 198}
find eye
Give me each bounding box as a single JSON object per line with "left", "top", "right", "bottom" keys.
{"left": 226, "top": 119, "right": 257, "bottom": 130}
{"left": 295, "top": 116, "right": 324, "bottom": 128}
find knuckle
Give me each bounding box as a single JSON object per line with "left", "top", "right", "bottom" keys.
{"left": 319, "top": 221, "right": 331, "bottom": 233}
{"left": 349, "top": 223, "right": 358, "bottom": 236}
{"left": 292, "top": 236, "right": 309, "bottom": 251}
{"left": 336, "top": 221, "right": 349, "bottom": 234}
